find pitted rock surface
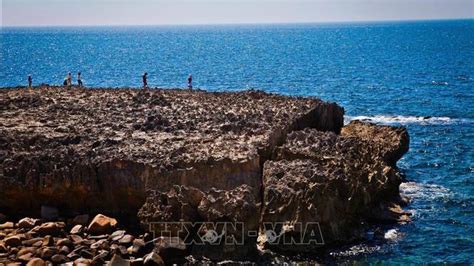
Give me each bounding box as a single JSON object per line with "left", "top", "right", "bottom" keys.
{"left": 0, "top": 87, "right": 343, "bottom": 215}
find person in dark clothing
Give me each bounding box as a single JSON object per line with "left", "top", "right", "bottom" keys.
{"left": 67, "top": 72, "right": 72, "bottom": 86}
{"left": 28, "top": 74, "right": 32, "bottom": 88}
{"left": 188, "top": 74, "right": 193, "bottom": 89}
{"left": 77, "top": 72, "right": 83, "bottom": 87}
{"left": 142, "top": 72, "right": 148, "bottom": 89}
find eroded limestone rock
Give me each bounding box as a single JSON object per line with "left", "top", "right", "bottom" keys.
{"left": 0, "top": 88, "right": 343, "bottom": 216}
{"left": 341, "top": 120, "right": 409, "bottom": 166}
{"left": 0, "top": 87, "right": 411, "bottom": 262}
{"left": 260, "top": 123, "right": 409, "bottom": 252}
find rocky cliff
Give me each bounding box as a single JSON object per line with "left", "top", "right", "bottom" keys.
{"left": 0, "top": 87, "right": 409, "bottom": 264}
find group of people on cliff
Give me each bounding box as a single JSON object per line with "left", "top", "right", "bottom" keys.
{"left": 62, "top": 72, "right": 83, "bottom": 87}
{"left": 27, "top": 72, "right": 82, "bottom": 88}
{"left": 27, "top": 72, "right": 193, "bottom": 89}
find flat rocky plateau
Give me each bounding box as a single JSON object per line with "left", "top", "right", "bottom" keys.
{"left": 0, "top": 87, "right": 410, "bottom": 264}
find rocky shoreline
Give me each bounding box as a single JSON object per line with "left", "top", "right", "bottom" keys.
{"left": 0, "top": 86, "right": 410, "bottom": 264}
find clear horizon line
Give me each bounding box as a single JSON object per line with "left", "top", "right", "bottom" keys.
{"left": 2, "top": 17, "right": 472, "bottom": 28}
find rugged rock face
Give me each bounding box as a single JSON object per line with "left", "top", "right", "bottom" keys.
{"left": 0, "top": 86, "right": 410, "bottom": 263}
{"left": 0, "top": 87, "right": 343, "bottom": 217}
{"left": 341, "top": 120, "right": 409, "bottom": 167}
{"left": 138, "top": 185, "right": 259, "bottom": 260}
{"left": 260, "top": 125, "right": 410, "bottom": 252}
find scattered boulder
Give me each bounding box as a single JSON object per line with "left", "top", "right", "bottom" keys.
{"left": 87, "top": 214, "right": 118, "bottom": 235}
{"left": 59, "top": 245, "right": 70, "bottom": 255}
{"left": 40, "top": 246, "right": 58, "bottom": 259}
{"left": 70, "top": 224, "right": 84, "bottom": 235}
{"left": 42, "top": 236, "right": 54, "bottom": 247}
{"left": 130, "top": 258, "right": 144, "bottom": 266}
{"left": 80, "top": 249, "right": 94, "bottom": 259}
{"left": 17, "top": 248, "right": 36, "bottom": 258}
{"left": 0, "top": 242, "right": 7, "bottom": 253}
{"left": 143, "top": 251, "right": 164, "bottom": 266}
{"left": 69, "top": 234, "right": 83, "bottom": 245}
{"left": 4, "top": 236, "right": 22, "bottom": 247}
{"left": 56, "top": 238, "right": 73, "bottom": 247}
{"left": 91, "top": 250, "right": 109, "bottom": 265}
{"left": 119, "top": 234, "right": 134, "bottom": 245}
{"left": 0, "top": 222, "right": 15, "bottom": 230}
{"left": 128, "top": 238, "right": 146, "bottom": 255}
{"left": 109, "top": 230, "right": 126, "bottom": 242}
{"left": 108, "top": 254, "right": 130, "bottom": 266}
{"left": 90, "top": 239, "right": 108, "bottom": 250}
{"left": 22, "top": 237, "right": 43, "bottom": 246}
{"left": 51, "top": 254, "right": 68, "bottom": 264}
{"left": 74, "top": 258, "right": 92, "bottom": 265}
{"left": 17, "top": 218, "right": 39, "bottom": 229}
{"left": 31, "top": 222, "right": 65, "bottom": 236}
{"left": 18, "top": 253, "right": 34, "bottom": 263}
{"left": 26, "top": 258, "right": 46, "bottom": 266}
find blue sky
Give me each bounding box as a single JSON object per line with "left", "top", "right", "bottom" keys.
{"left": 2, "top": 0, "right": 473, "bottom": 26}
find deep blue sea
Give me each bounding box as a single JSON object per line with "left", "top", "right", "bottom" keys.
{"left": 1, "top": 20, "right": 473, "bottom": 264}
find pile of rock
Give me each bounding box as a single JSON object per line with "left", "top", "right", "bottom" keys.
{"left": 0, "top": 214, "right": 183, "bottom": 265}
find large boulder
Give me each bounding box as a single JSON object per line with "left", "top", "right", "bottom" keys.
{"left": 30, "top": 222, "right": 66, "bottom": 236}
{"left": 4, "top": 235, "right": 22, "bottom": 247}
{"left": 87, "top": 214, "right": 118, "bottom": 235}
{"left": 17, "top": 217, "right": 40, "bottom": 229}
{"left": 26, "top": 258, "right": 46, "bottom": 266}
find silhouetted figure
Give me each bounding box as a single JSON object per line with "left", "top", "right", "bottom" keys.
{"left": 188, "top": 74, "right": 193, "bottom": 89}
{"left": 67, "top": 72, "right": 72, "bottom": 86}
{"left": 142, "top": 72, "right": 148, "bottom": 89}
{"left": 28, "top": 74, "right": 32, "bottom": 88}
{"left": 77, "top": 72, "right": 83, "bottom": 87}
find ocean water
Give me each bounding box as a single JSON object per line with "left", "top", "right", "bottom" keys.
{"left": 1, "top": 20, "right": 473, "bottom": 263}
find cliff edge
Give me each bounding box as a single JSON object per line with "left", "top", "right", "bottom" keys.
{"left": 0, "top": 87, "right": 409, "bottom": 263}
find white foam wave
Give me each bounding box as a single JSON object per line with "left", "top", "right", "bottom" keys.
{"left": 400, "top": 182, "right": 452, "bottom": 201}
{"left": 384, "top": 229, "right": 400, "bottom": 240}
{"left": 345, "top": 115, "right": 470, "bottom": 125}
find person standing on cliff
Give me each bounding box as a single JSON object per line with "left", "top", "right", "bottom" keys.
{"left": 67, "top": 72, "right": 72, "bottom": 87}
{"left": 27, "top": 74, "right": 32, "bottom": 88}
{"left": 187, "top": 74, "right": 193, "bottom": 89}
{"left": 142, "top": 72, "right": 148, "bottom": 89}
{"left": 77, "top": 72, "right": 83, "bottom": 87}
